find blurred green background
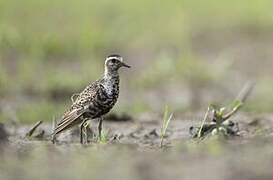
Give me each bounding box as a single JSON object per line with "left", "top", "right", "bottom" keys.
{"left": 0, "top": 0, "right": 273, "bottom": 124}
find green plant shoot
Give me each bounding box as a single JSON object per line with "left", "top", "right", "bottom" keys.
{"left": 160, "top": 105, "right": 173, "bottom": 147}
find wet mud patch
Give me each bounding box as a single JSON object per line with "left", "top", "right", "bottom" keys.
{"left": 1, "top": 113, "right": 273, "bottom": 180}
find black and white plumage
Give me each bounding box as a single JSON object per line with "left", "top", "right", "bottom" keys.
{"left": 52, "top": 55, "right": 130, "bottom": 144}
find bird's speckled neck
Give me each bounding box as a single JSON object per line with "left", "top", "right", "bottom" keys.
{"left": 103, "top": 68, "right": 119, "bottom": 95}
{"left": 104, "top": 66, "right": 119, "bottom": 78}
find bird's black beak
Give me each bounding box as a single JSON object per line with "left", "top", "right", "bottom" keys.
{"left": 121, "top": 62, "right": 131, "bottom": 68}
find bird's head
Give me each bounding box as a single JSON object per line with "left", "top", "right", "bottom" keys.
{"left": 105, "top": 54, "right": 130, "bottom": 74}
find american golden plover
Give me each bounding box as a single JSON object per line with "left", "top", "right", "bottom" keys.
{"left": 52, "top": 55, "right": 130, "bottom": 144}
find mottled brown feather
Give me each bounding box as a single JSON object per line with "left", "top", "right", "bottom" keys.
{"left": 53, "top": 79, "right": 101, "bottom": 135}
{"left": 52, "top": 55, "right": 129, "bottom": 141}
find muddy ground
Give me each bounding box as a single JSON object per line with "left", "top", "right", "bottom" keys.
{"left": 1, "top": 112, "right": 273, "bottom": 180}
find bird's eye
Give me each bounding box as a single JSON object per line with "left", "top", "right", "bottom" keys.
{"left": 112, "top": 59, "right": 117, "bottom": 63}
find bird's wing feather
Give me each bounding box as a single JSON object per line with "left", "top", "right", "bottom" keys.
{"left": 54, "top": 107, "right": 85, "bottom": 135}
{"left": 53, "top": 80, "right": 102, "bottom": 135}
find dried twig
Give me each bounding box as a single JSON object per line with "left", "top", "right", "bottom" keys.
{"left": 25, "top": 120, "right": 43, "bottom": 137}
{"left": 235, "top": 81, "right": 255, "bottom": 103}
{"left": 223, "top": 81, "right": 255, "bottom": 121}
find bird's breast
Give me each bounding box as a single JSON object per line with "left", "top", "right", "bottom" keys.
{"left": 102, "top": 78, "right": 119, "bottom": 96}
{"left": 95, "top": 82, "right": 119, "bottom": 108}
{"left": 84, "top": 77, "right": 120, "bottom": 119}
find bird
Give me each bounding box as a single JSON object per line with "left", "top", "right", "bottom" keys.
{"left": 52, "top": 54, "right": 130, "bottom": 144}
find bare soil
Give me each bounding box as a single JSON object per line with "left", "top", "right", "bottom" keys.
{"left": 1, "top": 112, "right": 273, "bottom": 180}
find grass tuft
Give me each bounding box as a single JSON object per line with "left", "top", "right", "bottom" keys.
{"left": 94, "top": 129, "right": 107, "bottom": 144}
{"left": 160, "top": 105, "right": 173, "bottom": 148}
{"left": 100, "top": 130, "right": 107, "bottom": 144}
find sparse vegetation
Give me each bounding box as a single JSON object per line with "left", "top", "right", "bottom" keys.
{"left": 160, "top": 105, "right": 173, "bottom": 148}
{"left": 99, "top": 130, "right": 107, "bottom": 144}
{"left": 191, "top": 82, "right": 254, "bottom": 138}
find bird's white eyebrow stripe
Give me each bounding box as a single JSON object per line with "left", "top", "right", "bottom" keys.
{"left": 106, "top": 56, "right": 123, "bottom": 62}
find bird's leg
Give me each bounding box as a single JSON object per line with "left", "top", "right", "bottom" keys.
{"left": 51, "top": 116, "right": 57, "bottom": 144}
{"left": 80, "top": 122, "right": 84, "bottom": 144}
{"left": 98, "top": 117, "right": 103, "bottom": 141}
{"left": 80, "top": 119, "right": 87, "bottom": 144}
{"left": 83, "top": 121, "right": 90, "bottom": 144}
{"left": 51, "top": 134, "right": 56, "bottom": 144}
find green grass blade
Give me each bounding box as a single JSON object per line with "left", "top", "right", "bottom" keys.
{"left": 161, "top": 105, "right": 168, "bottom": 137}
{"left": 160, "top": 105, "right": 173, "bottom": 147}
{"left": 162, "top": 113, "right": 173, "bottom": 136}
{"left": 100, "top": 130, "right": 107, "bottom": 143}
{"left": 232, "top": 100, "right": 243, "bottom": 110}
{"left": 198, "top": 106, "right": 210, "bottom": 138}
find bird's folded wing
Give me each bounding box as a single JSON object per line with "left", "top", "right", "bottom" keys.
{"left": 53, "top": 107, "right": 86, "bottom": 135}
{"left": 53, "top": 82, "right": 101, "bottom": 135}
